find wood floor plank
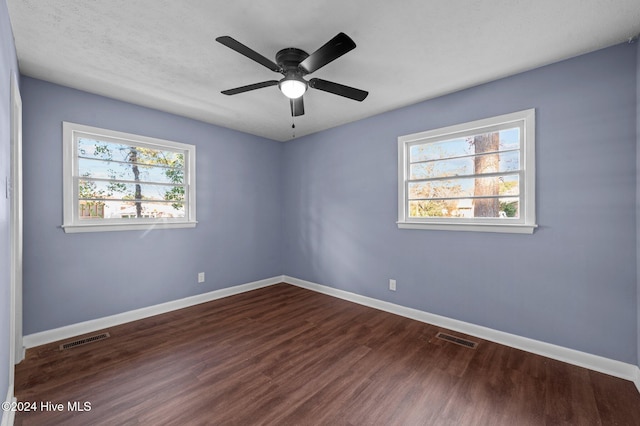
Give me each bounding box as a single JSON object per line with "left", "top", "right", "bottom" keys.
{"left": 14, "top": 283, "right": 640, "bottom": 425}
{"left": 589, "top": 369, "right": 640, "bottom": 425}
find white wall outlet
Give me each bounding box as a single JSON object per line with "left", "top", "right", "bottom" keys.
{"left": 389, "top": 279, "right": 396, "bottom": 291}
{"left": 198, "top": 272, "right": 205, "bottom": 283}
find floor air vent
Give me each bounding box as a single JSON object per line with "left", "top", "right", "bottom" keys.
{"left": 59, "top": 332, "right": 110, "bottom": 350}
{"left": 436, "top": 332, "right": 477, "bottom": 349}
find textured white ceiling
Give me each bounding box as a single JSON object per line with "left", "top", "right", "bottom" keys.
{"left": 7, "top": 0, "right": 640, "bottom": 141}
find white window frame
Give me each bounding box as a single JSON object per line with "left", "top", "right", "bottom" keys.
{"left": 62, "top": 122, "right": 197, "bottom": 233}
{"left": 397, "top": 109, "right": 536, "bottom": 234}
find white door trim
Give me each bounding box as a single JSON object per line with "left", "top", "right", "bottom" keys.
{"left": 10, "top": 72, "right": 24, "bottom": 372}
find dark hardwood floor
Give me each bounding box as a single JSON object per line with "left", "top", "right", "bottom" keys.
{"left": 14, "top": 283, "right": 640, "bottom": 425}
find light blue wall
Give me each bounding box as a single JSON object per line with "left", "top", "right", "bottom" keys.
{"left": 0, "top": 0, "right": 18, "bottom": 406}
{"left": 283, "top": 43, "right": 638, "bottom": 364}
{"left": 21, "top": 77, "right": 283, "bottom": 334}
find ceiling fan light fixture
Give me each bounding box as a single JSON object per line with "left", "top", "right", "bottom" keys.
{"left": 279, "top": 76, "right": 307, "bottom": 99}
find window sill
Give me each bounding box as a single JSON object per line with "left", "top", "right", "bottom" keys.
{"left": 62, "top": 221, "right": 197, "bottom": 233}
{"left": 397, "top": 221, "right": 537, "bottom": 234}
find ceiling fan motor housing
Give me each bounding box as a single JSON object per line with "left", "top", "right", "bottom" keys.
{"left": 276, "top": 48, "right": 310, "bottom": 74}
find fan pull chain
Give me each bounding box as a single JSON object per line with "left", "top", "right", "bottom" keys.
{"left": 291, "top": 117, "right": 296, "bottom": 138}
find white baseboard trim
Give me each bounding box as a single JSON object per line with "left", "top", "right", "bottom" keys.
{"left": 1, "top": 385, "right": 16, "bottom": 426}
{"left": 23, "top": 275, "right": 285, "bottom": 349}
{"left": 284, "top": 275, "right": 639, "bottom": 385}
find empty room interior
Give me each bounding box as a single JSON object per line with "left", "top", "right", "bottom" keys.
{"left": 2, "top": 1, "right": 640, "bottom": 425}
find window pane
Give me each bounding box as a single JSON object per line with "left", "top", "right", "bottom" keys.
{"left": 409, "top": 179, "right": 468, "bottom": 199}
{"left": 78, "top": 202, "right": 106, "bottom": 219}
{"left": 79, "top": 200, "right": 185, "bottom": 220}
{"left": 78, "top": 138, "right": 183, "bottom": 165}
{"left": 410, "top": 157, "right": 474, "bottom": 179}
{"left": 409, "top": 175, "right": 519, "bottom": 199}
{"left": 78, "top": 180, "right": 185, "bottom": 203}
{"left": 498, "top": 197, "right": 519, "bottom": 218}
{"left": 77, "top": 138, "right": 125, "bottom": 161}
{"left": 408, "top": 197, "right": 519, "bottom": 219}
{"left": 410, "top": 137, "right": 471, "bottom": 162}
{"left": 499, "top": 175, "right": 519, "bottom": 196}
{"left": 410, "top": 151, "right": 519, "bottom": 179}
{"left": 409, "top": 200, "right": 467, "bottom": 218}
{"left": 499, "top": 128, "right": 520, "bottom": 150}
{"left": 498, "top": 150, "right": 520, "bottom": 173}
{"left": 79, "top": 157, "right": 184, "bottom": 185}
{"left": 410, "top": 128, "right": 520, "bottom": 164}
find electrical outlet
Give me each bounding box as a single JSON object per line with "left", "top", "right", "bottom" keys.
{"left": 389, "top": 279, "right": 396, "bottom": 291}
{"left": 198, "top": 272, "right": 205, "bottom": 283}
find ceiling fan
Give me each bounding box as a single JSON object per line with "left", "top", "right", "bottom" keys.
{"left": 216, "top": 33, "right": 368, "bottom": 117}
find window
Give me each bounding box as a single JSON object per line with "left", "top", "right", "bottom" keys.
{"left": 397, "top": 109, "right": 536, "bottom": 234}
{"left": 63, "top": 122, "right": 196, "bottom": 233}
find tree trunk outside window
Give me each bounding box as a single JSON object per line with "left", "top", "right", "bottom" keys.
{"left": 473, "top": 133, "right": 499, "bottom": 217}
{"left": 129, "top": 147, "right": 142, "bottom": 218}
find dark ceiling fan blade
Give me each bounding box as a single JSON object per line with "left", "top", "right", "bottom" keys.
{"left": 221, "top": 80, "right": 279, "bottom": 95}
{"left": 308, "top": 78, "right": 368, "bottom": 101}
{"left": 216, "top": 36, "right": 281, "bottom": 73}
{"left": 290, "top": 97, "right": 305, "bottom": 117}
{"left": 299, "top": 33, "right": 356, "bottom": 74}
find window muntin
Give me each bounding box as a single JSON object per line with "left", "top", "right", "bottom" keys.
{"left": 398, "top": 109, "right": 536, "bottom": 233}
{"left": 63, "top": 122, "right": 196, "bottom": 233}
